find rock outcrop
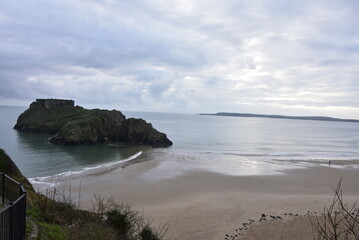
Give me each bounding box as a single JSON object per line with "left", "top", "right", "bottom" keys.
{"left": 14, "top": 99, "right": 173, "bottom": 147}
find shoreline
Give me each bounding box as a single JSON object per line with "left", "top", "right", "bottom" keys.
{"left": 37, "top": 159, "right": 359, "bottom": 240}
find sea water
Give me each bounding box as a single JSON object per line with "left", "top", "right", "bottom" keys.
{"left": 1, "top": 106, "right": 359, "bottom": 185}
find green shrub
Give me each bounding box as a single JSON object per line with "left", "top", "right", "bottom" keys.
{"left": 106, "top": 209, "right": 132, "bottom": 235}
{"left": 140, "top": 225, "right": 161, "bottom": 240}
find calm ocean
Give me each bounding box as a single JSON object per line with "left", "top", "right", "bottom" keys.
{"left": 1, "top": 105, "right": 359, "bottom": 183}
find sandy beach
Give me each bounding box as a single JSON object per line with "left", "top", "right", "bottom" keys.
{"left": 41, "top": 158, "right": 359, "bottom": 240}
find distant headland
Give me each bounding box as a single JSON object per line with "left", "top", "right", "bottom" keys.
{"left": 199, "top": 112, "right": 359, "bottom": 123}
{"left": 14, "top": 99, "right": 173, "bottom": 147}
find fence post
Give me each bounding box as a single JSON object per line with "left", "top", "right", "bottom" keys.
{"left": 19, "top": 183, "right": 26, "bottom": 240}
{"left": 9, "top": 201, "right": 13, "bottom": 240}
{"left": 2, "top": 172, "right": 4, "bottom": 204}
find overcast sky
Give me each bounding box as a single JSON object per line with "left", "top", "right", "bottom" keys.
{"left": 1, "top": 0, "right": 359, "bottom": 118}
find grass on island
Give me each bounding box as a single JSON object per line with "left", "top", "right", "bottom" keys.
{"left": 16, "top": 104, "right": 89, "bottom": 133}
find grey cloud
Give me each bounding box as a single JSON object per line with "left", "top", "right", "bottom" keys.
{"left": 1, "top": 0, "right": 207, "bottom": 72}
{"left": 1, "top": 0, "right": 359, "bottom": 117}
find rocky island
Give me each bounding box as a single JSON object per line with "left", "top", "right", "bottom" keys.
{"left": 14, "top": 99, "right": 173, "bottom": 147}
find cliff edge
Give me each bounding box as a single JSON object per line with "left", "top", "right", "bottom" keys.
{"left": 0, "top": 149, "right": 34, "bottom": 194}
{"left": 14, "top": 99, "right": 173, "bottom": 147}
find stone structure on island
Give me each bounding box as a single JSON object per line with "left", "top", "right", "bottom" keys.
{"left": 14, "top": 99, "right": 173, "bottom": 148}
{"left": 35, "top": 98, "right": 75, "bottom": 109}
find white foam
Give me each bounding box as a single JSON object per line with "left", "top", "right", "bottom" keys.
{"left": 29, "top": 151, "right": 142, "bottom": 191}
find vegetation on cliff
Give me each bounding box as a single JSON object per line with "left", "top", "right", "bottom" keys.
{"left": 0, "top": 148, "right": 34, "bottom": 194}
{"left": 13, "top": 101, "right": 88, "bottom": 134}
{"left": 14, "top": 99, "right": 172, "bottom": 147}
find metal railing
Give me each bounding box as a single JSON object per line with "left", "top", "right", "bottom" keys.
{"left": 0, "top": 172, "right": 27, "bottom": 240}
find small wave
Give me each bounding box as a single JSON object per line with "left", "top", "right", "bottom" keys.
{"left": 30, "top": 179, "right": 59, "bottom": 189}
{"left": 201, "top": 151, "right": 306, "bottom": 157}
{"left": 29, "top": 151, "right": 142, "bottom": 190}
{"left": 200, "top": 151, "right": 359, "bottom": 160}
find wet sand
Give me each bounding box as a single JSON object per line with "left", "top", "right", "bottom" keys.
{"left": 44, "top": 160, "right": 359, "bottom": 240}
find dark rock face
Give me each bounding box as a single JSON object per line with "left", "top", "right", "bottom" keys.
{"left": 14, "top": 99, "right": 173, "bottom": 147}
{"left": 116, "top": 118, "right": 174, "bottom": 147}
{"left": 49, "top": 109, "right": 127, "bottom": 145}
